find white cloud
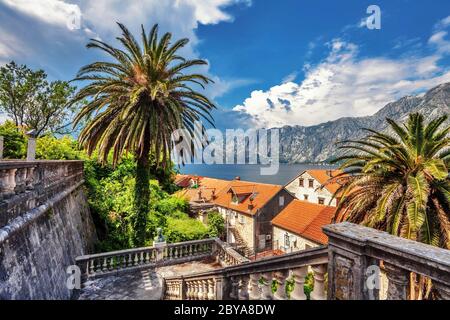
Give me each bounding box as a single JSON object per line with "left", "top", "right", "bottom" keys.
{"left": 1, "top": 0, "right": 81, "bottom": 30}
{"left": 0, "top": 0, "right": 251, "bottom": 97}
{"left": 233, "top": 34, "right": 450, "bottom": 128}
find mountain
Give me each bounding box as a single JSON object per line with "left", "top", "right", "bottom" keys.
{"left": 277, "top": 83, "right": 450, "bottom": 163}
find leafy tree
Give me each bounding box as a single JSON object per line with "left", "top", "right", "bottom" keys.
{"left": 0, "top": 120, "right": 26, "bottom": 158}
{"left": 71, "top": 23, "right": 216, "bottom": 246}
{"left": 0, "top": 61, "right": 80, "bottom": 136}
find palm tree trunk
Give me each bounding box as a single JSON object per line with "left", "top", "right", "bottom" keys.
{"left": 132, "top": 143, "right": 151, "bottom": 247}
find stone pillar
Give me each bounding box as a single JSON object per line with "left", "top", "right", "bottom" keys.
{"left": 310, "top": 264, "right": 327, "bottom": 300}
{"left": 26, "top": 137, "right": 36, "bottom": 161}
{"left": 384, "top": 263, "right": 409, "bottom": 300}
{"left": 290, "top": 267, "right": 307, "bottom": 300}
{"left": 324, "top": 223, "right": 379, "bottom": 300}
{"left": 0, "top": 136, "right": 3, "bottom": 160}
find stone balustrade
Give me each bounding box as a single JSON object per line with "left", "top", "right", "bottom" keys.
{"left": 163, "top": 246, "right": 329, "bottom": 300}
{"left": 163, "top": 222, "right": 450, "bottom": 300}
{"left": 323, "top": 222, "right": 450, "bottom": 300}
{"left": 76, "top": 238, "right": 247, "bottom": 280}
{"left": 0, "top": 160, "right": 85, "bottom": 244}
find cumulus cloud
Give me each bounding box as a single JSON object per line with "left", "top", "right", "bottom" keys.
{"left": 1, "top": 0, "right": 82, "bottom": 30}
{"left": 0, "top": 0, "right": 251, "bottom": 96}
{"left": 233, "top": 28, "right": 450, "bottom": 128}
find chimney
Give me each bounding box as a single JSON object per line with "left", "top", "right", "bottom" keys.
{"left": 235, "top": 176, "right": 241, "bottom": 180}
{"left": 326, "top": 170, "right": 333, "bottom": 177}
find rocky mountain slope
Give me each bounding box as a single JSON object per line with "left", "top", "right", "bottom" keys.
{"left": 277, "top": 83, "right": 450, "bottom": 163}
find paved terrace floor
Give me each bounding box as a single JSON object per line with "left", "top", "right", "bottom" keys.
{"left": 75, "top": 257, "right": 222, "bottom": 300}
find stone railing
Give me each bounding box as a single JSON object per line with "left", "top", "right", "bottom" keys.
{"left": 163, "top": 246, "right": 329, "bottom": 300}
{"left": 0, "top": 160, "right": 84, "bottom": 241}
{"left": 323, "top": 222, "right": 450, "bottom": 300}
{"left": 76, "top": 238, "right": 248, "bottom": 280}
{"left": 163, "top": 222, "right": 450, "bottom": 300}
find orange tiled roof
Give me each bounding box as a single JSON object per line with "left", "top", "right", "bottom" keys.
{"left": 175, "top": 176, "right": 230, "bottom": 203}
{"left": 271, "top": 199, "right": 336, "bottom": 244}
{"left": 213, "top": 180, "right": 283, "bottom": 215}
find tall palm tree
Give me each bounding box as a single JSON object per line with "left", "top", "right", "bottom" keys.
{"left": 329, "top": 113, "right": 450, "bottom": 249}
{"left": 71, "top": 23, "right": 216, "bottom": 246}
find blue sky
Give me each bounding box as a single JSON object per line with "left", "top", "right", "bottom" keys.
{"left": 1, "top": 0, "right": 450, "bottom": 129}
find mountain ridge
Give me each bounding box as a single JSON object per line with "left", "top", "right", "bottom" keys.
{"left": 276, "top": 82, "right": 450, "bottom": 163}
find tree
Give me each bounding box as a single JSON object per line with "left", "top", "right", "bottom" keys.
{"left": 330, "top": 113, "right": 449, "bottom": 249}
{"left": 0, "top": 61, "right": 80, "bottom": 136}
{"left": 329, "top": 113, "right": 450, "bottom": 299}
{"left": 71, "top": 23, "right": 216, "bottom": 246}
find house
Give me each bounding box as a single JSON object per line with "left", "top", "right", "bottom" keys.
{"left": 284, "top": 169, "right": 343, "bottom": 206}
{"left": 271, "top": 199, "right": 335, "bottom": 252}
{"left": 214, "top": 179, "right": 295, "bottom": 256}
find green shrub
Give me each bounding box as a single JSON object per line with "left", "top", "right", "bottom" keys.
{"left": 0, "top": 121, "right": 26, "bottom": 159}
{"left": 207, "top": 211, "right": 225, "bottom": 238}
{"left": 164, "top": 217, "right": 209, "bottom": 243}
{"left": 36, "top": 135, "right": 84, "bottom": 160}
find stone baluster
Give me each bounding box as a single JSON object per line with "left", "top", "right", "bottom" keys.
{"left": 290, "top": 266, "right": 308, "bottom": 300}
{"left": 249, "top": 273, "right": 261, "bottom": 300}
{"left": 0, "top": 168, "right": 16, "bottom": 199}
{"left": 260, "top": 272, "right": 273, "bottom": 300}
{"left": 229, "top": 276, "right": 239, "bottom": 299}
{"left": 274, "top": 270, "right": 289, "bottom": 300}
{"left": 202, "top": 280, "right": 209, "bottom": 300}
{"left": 310, "top": 264, "right": 327, "bottom": 300}
{"left": 196, "top": 280, "right": 203, "bottom": 300}
{"left": 207, "top": 279, "right": 215, "bottom": 300}
{"left": 186, "top": 282, "right": 193, "bottom": 300}
{"left": 384, "top": 263, "right": 409, "bottom": 300}
{"left": 238, "top": 275, "right": 250, "bottom": 300}
{"left": 25, "top": 167, "right": 35, "bottom": 190}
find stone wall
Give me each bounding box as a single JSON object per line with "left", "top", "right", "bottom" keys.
{"left": 0, "top": 161, "right": 97, "bottom": 299}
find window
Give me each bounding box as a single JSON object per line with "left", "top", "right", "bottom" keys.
{"left": 279, "top": 196, "right": 285, "bottom": 206}
{"left": 284, "top": 233, "right": 290, "bottom": 247}
{"left": 232, "top": 194, "right": 239, "bottom": 204}
{"left": 304, "top": 194, "right": 309, "bottom": 201}
{"left": 305, "top": 244, "right": 312, "bottom": 250}
{"left": 239, "top": 214, "right": 245, "bottom": 224}
{"left": 299, "top": 178, "right": 304, "bottom": 187}
{"left": 318, "top": 197, "right": 325, "bottom": 205}
{"left": 308, "top": 179, "right": 314, "bottom": 188}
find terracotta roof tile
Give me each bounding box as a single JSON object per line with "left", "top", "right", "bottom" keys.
{"left": 175, "top": 177, "right": 230, "bottom": 202}
{"left": 214, "top": 180, "right": 283, "bottom": 215}
{"left": 272, "top": 199, "right": 335, "bottom": 244}
{"left": 306, "top": 169, "right": 344, "bottom": 194}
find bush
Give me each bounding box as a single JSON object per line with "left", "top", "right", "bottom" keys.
{"left": 36, "top": 135, "right": 85, "bottom": 160}
{"left": 0, "top": 121, "right": 26, "bottom": 158}
{"left": 207, "top": 211, "right": 225, "bottom": 238}
{"left": 164, "top": 216, "right": 209, "bottom": 243}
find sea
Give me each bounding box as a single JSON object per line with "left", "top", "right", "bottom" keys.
{"left": 179, "top": 163, "right": 337, "bottom": 185}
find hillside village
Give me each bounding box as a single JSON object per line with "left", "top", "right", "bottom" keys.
{"left": 174, "top": 169, "right": 342, "bottom": 259}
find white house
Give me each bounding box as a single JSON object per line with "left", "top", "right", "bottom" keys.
{"left": 284, "top": 169, "right": 343, "bottom": 207}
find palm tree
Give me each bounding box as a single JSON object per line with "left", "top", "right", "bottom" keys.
{"left": 329, "top": 113, "right": 450, "bottom": 249}
{"left": 328, "top": 113, "right": 450, "bottom": 299}
{"left": 71, "top": 23, "right": 216, "bottom": 246}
